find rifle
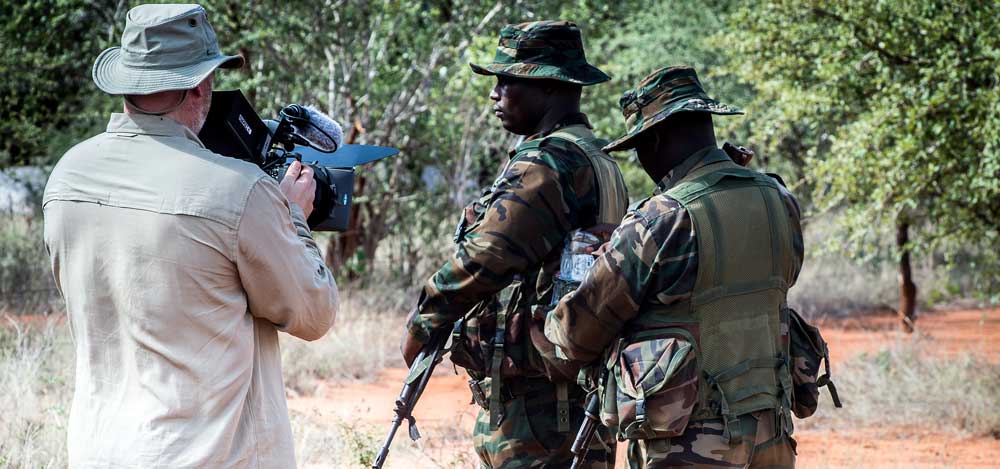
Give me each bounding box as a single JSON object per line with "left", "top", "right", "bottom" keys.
{"left": 372, "top": 324, "right": 454, "bottom": 469}
{"left": 569, "top": 390, "right": 602, "bottom": 469}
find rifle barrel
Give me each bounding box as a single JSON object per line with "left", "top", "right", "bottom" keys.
{"left": 372, "top": 415, "right": 401, "bottom": 468}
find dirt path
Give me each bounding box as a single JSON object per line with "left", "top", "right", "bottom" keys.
{"left": 289, "top": 308, "right": 1000, "bottom": 468}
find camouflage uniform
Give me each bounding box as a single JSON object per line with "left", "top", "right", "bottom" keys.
{"left": 544, "top": 67, "right": 804, "bottom": 468}
{"left": 406, "top": 21, "right": 625, "bottom": 468}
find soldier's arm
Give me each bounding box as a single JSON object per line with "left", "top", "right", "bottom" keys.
{"left": 406, "top": 154, "right": 578, "bottom": 343}
{"left": 544, "top": 197, "right": 697, "bottom": 362}
{"left": 768, "top": 174, "right": 805, "bottom": 285}
{"left": 780, "top": 187, "right": 804, "bottom": 286}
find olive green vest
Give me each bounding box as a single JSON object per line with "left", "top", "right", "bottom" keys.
{"left": 635, "top": 150, "right": 797, "bottom": 440}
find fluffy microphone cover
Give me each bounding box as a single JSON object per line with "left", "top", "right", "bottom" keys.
{"left": 298, "top": 106, "right": 344, "bottom": 152}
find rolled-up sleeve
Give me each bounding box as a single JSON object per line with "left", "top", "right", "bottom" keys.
{"left": 236, "top": 178, "right": 339, "bottom": 341}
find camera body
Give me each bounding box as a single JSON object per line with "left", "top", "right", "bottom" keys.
{"left": 199, "top": 90, "right": 396, "bottom": 231}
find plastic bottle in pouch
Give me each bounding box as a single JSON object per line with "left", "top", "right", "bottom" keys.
{"left": 552, "top": 229, "right": 601, "bottom": 306}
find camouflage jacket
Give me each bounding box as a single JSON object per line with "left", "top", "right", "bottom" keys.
{"left": 407, "top": 113, "right": 606, "bottom": 345}
{"left": 544, "top": 146, "right": 804, "bottom": 363}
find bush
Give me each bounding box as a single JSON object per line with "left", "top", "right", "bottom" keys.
{"left": 0, "top": 214, "right": 59, "bottom": 314}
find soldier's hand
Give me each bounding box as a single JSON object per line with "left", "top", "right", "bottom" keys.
{"left": 279, "top": 161, "right": 316, "bottom": 218}
{"left": 400, "top": 333, "right": 423, "bottom": 368}
{"left": 588, "top": 241, "right": 611, "bottom": 258}
{"left": 400, "top": 306, "right": 424, "bottom": 367}
{"left": 584, "top": 223, "right": 617, "bottom": 242}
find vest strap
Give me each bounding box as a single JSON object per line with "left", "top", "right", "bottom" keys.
{"left": 547, "top": 126, "right": 628, "bottom": 225}
{"left": 489, "top": 308, "right": 507, "bottom": 429}
{"left": 556, "top": 382, "right": 571, "bottom": 432}
{"left": 708, "top": 357, "right": 785, "bottom": 384}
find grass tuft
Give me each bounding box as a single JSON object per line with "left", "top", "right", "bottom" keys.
{"left": 0, "top": 316, "right": 72, "bottom": 468}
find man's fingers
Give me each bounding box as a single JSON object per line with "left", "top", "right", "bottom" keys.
{"left": 298, "top": 164, "right": 314, "bottom": 182}
{"left": 284, "top": 161, "right": 302, "bottom": 181}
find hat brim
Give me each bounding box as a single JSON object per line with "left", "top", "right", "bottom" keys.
{"left": 603, "top": 100, "right": 744, "bottom": 152}
{"left": 469, "top": 62, "right": 610, "bottom": 86}
{"left": 92, "top": 47, "right": 245, "bottom": 95}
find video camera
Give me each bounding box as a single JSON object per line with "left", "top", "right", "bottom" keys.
{"left": 198, "top": 90, "right": 399, "bottom": 231}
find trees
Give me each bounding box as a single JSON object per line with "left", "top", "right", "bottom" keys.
{"left": 0, "top": 0, "right": 124, "bottom": 167}
{"left": 724, "top": 0, "right": 1000, "bottom": 329}
{"left": 201, "top": 0, "right": 646, "bottom": 282}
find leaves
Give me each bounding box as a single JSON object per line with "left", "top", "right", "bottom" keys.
{"left": 723, "top": 0, "right": 1000, "bottom": 295}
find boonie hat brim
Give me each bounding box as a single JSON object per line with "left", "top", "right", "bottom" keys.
{"left": 469, "top": 61, "right": 610, "bottom": 86}
{"left": 603, "top": 98, "right": 743, "bottom": 152}
{"left": 92, "top": 46, "right": 244, "bottom": 96}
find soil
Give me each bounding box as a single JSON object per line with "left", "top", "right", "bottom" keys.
{"left": 292, "top": 307, "right": 1000, "bottom": 467}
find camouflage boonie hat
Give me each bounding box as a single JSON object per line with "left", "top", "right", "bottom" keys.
{"left": 470, "top": 20, "right": 610, "bottom": 86}
{"left": 604, "top": 66, "right": 743, "bottom": 152}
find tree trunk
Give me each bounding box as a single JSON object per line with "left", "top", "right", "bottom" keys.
{"left": 896, "top": 221, "right": 917, "bottom": 333}
{"left": 323, "top": 116, "right": 366, "bottom": 278}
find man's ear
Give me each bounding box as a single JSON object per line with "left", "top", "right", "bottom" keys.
{"left": 191, "top": 76, "right": 213, "bottom": 98}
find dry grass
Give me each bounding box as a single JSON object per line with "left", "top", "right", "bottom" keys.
{"left": 795, "top": 337, "right": 1000, "bottom": 437}
{"left": 281, "top": 284, "right": 410, "bottom": 394}
{"left": 290, "top": 409, "right": 476, "bottom": 468}
{"left": 3, "top": 290, "right": 998, "bottom": 467}
{"left": 0, "top": 316, "right": 71, "bottom": 469}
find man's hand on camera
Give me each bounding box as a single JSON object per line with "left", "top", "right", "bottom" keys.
{"left": 279, "top": 161, "right": 316, "bottom": 218}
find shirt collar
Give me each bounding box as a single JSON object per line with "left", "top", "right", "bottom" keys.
{"left": 509, "top": 112, "right": 592, "bottom": 156}
{"left": 106, "top": 113, "right": 205, "bottom": 148}
{"left": 655, "top": 145, "right": 731, "bottom": 194}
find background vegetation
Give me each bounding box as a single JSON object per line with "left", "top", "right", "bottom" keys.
{"left": 2, "top": 0, "right": 996, "bottom": 321}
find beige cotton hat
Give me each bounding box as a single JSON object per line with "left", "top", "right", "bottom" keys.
{"left": 92, "top": 4, "right": 243, "bottom": 95}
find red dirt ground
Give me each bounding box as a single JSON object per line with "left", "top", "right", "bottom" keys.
{"left": 299, "top": 307, "right": 1000, "bottom": 468}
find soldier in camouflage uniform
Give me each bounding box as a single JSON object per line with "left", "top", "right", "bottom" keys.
{"left": 543, "top": 66, "right": 804, "bottom": 468}
{"left": 400, "top": 21, "right": 627, "bottom": 468}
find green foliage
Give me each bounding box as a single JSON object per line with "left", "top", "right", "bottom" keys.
{"left": 3, "top": 0, "right": 996, "bottom": 300}
{"left": 586, "top": 0, "right": 751, "bottom": 197}
{"left": 723, "top": 0, "right": 1000, "bottom": 297}
{"left": 0, "top": 0, "right": 121, "bottom": 167}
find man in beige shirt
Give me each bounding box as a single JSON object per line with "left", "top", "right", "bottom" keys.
{"left": 42, "top": 4, "right": 338, "bottom": 468}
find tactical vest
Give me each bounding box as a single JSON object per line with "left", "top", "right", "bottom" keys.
{"left": 618, "top": 154, "right": 798, "bottom": 442}
{"left": 451, "top": 124, "right": 628, "bottom": 430}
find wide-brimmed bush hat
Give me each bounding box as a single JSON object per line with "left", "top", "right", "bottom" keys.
{"left": 92, "top": 4, "right": 244, "bottom": 95}
{"left": 470, "top": 20, "right": 610, "bottom": 86}
{"left": 604, "top": 66, "right": 743, "bottom": 152}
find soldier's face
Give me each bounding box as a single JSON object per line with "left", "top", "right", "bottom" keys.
{"left": 633, "top": 130, "right": 664, "bottom": 180}
{"left": 490, "top": 76, "right": 548, "bottom": 135}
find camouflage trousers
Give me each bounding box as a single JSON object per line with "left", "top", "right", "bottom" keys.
{"left": 626, "top": 410, "right": 795, "bottom": 468}
{"left": 472, "top": 377, "right": 616, "bottom": 468}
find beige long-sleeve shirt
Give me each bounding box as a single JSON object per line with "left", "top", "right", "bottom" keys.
{"left": 43, "top": 113, "right": 338, "bottom": 468}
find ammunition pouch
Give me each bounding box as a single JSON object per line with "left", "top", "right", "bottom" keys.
{"left": 788, "top": 306, "right": 842, "bottom": 418}
{"left": 600, "top": 328, "right": 700, "bottom": 440}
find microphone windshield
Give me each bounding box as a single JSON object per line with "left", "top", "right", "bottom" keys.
{"left": 284, "top": 105, "right": 343, "bottom": 152}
